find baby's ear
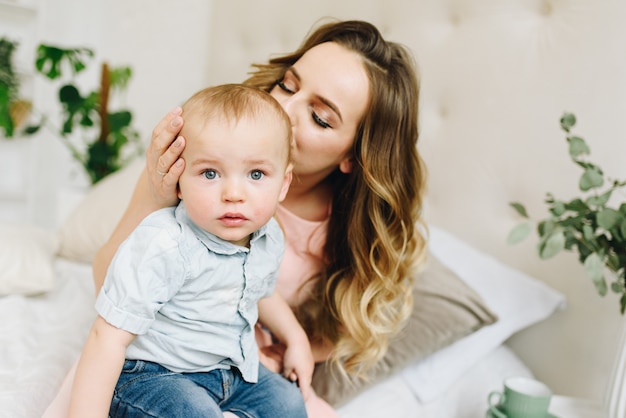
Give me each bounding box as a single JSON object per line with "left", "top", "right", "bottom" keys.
{"left": 279, "top": 165, "right": 293, "bottom": 202}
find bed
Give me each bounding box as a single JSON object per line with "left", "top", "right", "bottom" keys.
{"left": 0, "top": 160, "right": 564, "bottom": 417}
{"left": 2, "top": 0, "right": 626, "bottom": 417}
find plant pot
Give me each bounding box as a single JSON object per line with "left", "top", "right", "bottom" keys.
{"left": 10, "top": 99, "right": 31, "bottom": 128}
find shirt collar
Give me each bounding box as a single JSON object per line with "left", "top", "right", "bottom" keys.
{"left": 175, "top": 201, "right": 268, "bottom": 255}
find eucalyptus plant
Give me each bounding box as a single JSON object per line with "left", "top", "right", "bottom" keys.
{"left": 508, "top": 113, "right": 626, "bottom": 314}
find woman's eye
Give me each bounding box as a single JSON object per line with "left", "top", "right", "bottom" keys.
{"left": 203, "top": 170, "right": 217, "bottom": 180}
{"left": 312, "top": 112, "right": 331, "bottom": 129}
{"left": 277, "top": 80, "right": 295, "bottom": 94}
{"left": 249, "top": 170, "right": 264, "bottom": 180}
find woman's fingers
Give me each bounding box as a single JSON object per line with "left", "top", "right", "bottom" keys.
{"left": 147, "top": 107, "right": 184, "bottom": 172}
{"left": 145, "top": 107, "right": 186, "bottom": 207}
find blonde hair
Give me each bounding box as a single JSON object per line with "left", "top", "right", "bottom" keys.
{"left": 181, "top": 84, "right": 292, "bottom": 162}
{"left": 245, "top": 20, "right": 427, "bottom": 376}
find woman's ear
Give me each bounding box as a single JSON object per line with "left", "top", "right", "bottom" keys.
{"left": 339, "top": 157, "right": 353, "bottom": 174}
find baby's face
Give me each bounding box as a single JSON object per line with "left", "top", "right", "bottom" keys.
{"left": 178, "top": 114, "right": 291, "bottom": 247}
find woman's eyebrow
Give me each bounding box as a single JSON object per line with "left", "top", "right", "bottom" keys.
{"left": 289, "top": 67, "right": 343, "bottom": 123}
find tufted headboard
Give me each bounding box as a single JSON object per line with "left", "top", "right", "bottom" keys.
{"left": 199, "top": 0, "right": 626, "bottom": 404}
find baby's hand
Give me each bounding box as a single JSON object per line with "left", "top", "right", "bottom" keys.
{"left": 282, "top": 341, "right": 314, "bottom": 400}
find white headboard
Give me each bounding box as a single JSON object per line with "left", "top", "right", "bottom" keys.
{"left": 201, "top": 0, "right": 626, "bottom": 404}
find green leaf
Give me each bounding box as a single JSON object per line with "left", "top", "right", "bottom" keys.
{"left": 579, "top": 167, "right": 604, "bottom": 191}
{"left": 582, "top": 224, "right": 595, "bottom": 242}
{"left": 22, "top": 124, "right": 41, "bottom": 135}
{"left": 567, "top": 136, "right": 590, "bottom": 159}
{"left": 584, "top": 253, "right": 607, "bottom": 296}
{"left": 550, "top": 201, "right": 566, "bottom": 217}
{"left": 58, "top": 84, "right": 81, "bottom": 106}
{"left": 564, "top": 198, "right": 588, "bottom": 213}
{"left": 508, "top": 222, "right": 532, "bottom": 245}
{"left": 109, "top": 66, "right": 132, "bottom": 90}
{"left": 621, "top": 219, "right": 626, "bottom": 241}
{"left": 538, "top": 231, "right": 565, "bottom": 259}
{"left": 510, "top": 202, "right": 529, "bottom": 218}
{"left": 586, "top": 190, "right": 612, "bottom": 208}
{"left": 560, "top": 112, "right": 576, "bottom": 132}
{"left": 538, "top": 220, "right": 556, "bottom": 238}
{"left": 108, "top": 110, "right": 132, "bottom": 131}
{"left": 34, "top": 44, "right": 93, "bottom": 80}
{"left": 35, "top": 45, "right": 64, "bottom": 79}
{"left": 597, "top": 208, "right": 622, "bottom": 230}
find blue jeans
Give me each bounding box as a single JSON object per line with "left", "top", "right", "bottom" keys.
{"left": 109, "top": 360, "right": 307, "bottom": 418}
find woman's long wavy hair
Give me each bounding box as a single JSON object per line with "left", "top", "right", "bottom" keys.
{"left": 244, "top": 19, "right": 427, "bottom": 377}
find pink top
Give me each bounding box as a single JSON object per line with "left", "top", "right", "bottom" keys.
{"left": 274, "top": 204, "right": 328, "bottom": 308}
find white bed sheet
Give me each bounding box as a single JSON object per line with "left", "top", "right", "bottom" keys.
{"left": 0, "top": 258, "right": 533, "bottom": 418}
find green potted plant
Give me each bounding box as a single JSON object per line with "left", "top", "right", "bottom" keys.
{"left": 34, "top": 44, "right": 142, "bottom": 184}
{"left": 0, "top": 37, "right": 33, "bottom": 138}
{"left": 508, "top": 113, "right": 626, "bottom": 313}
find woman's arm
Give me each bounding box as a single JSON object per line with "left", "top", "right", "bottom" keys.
{"left": 68, "top": 316, "right": 135, "bottom": 418}
{"left": 92, "top": 107, "right": 186, "bottom": 292}
{"left": 258, "top": 292, "right": 314, "bottom": 400}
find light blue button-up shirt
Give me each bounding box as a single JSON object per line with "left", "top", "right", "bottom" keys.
{"left": 95, "top": 202, "right": 284, "bottom": 383}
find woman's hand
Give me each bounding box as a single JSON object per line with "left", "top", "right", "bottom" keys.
{"left": 259, "top": 343, "right": 286, "bottom": 373}
{"left": 146, "top": 107, "right": 186, "bottom": 208}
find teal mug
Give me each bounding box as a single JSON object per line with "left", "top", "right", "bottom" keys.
{"left": 487, "top": 376, "right": 552, "bottom": 418}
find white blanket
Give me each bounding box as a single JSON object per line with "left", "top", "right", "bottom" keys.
{"left": 0, "top": 258, "right": 534, "bottom": 418}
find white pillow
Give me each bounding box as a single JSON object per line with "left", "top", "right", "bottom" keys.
{"left": 0, "top": 223, "right": 59, "bottom": 295}
{"left": 401, "top": 226, "right": 566, "bottom": 402}
{"left": 57, "top": 158, "right": 145, "bottom": 263}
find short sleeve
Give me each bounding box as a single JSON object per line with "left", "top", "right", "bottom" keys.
{"left": 96, "top": 218, "right": 187, "bottom": 335}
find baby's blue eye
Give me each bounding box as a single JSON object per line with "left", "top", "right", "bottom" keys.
{"left": 203, "top": 170, "right": 217, "bottom": 180}
{"left": 250, "top": 170, "right": 263, "bottom": 180}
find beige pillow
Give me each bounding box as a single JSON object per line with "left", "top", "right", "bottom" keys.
{"left": 57, "top": 158, "right": 145, "bottom": 263}
{"left": 311, "top": 254, "right": 498, "bottom": 407}
{"left": 0, "top": 223, "right": 59, "bottom": 295}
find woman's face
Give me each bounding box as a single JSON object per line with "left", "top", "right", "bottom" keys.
{"left": 270, "top": 42, "right": 370, "bottom": 185}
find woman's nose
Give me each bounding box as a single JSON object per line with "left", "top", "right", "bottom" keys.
{"left": 279, "top": 95, "right": 297, "bottom": 129}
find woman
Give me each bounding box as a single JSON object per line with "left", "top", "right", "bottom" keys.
{"left": 46, "top": 19, "right": 427, "bottom": 418}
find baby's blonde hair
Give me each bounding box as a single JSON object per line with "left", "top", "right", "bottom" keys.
{"left": 181, "top": 84, "right": 292, "bottom": 163}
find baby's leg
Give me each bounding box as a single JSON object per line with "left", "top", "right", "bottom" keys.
{"left": 112, "top": 360, "right": 223, "bottom": 418}
{"left": 223, "top": 364, "right": 307, "bottom": 418}
{"left": 41, "top": 359, "right": 77, "bottom": 417}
